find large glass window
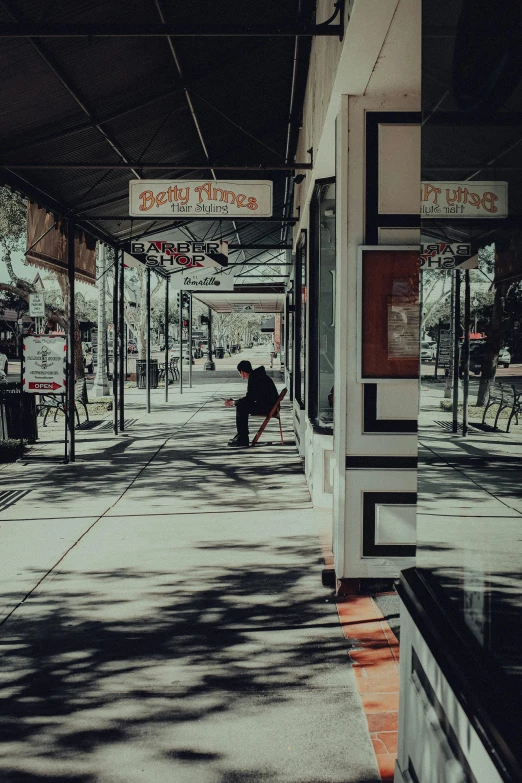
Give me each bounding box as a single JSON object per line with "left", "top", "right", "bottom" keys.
{"left": 309, "top": 181, "right": 336, "bottom": 430}
{"left": 294, "top": 232, "right": 307, "bottom": 409}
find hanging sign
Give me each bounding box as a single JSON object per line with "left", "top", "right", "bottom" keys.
{"left": 124, "top": 239, "right": 228, "bottom": 273}
{"left": 421, "top": 182, "right": 508, "bottom": 218}
{"left": 129, "top": 180, "right": 273, "bottom": 218}
{"left": 231, "top": 304, "right": 255, "bottom": 312}
{"left": 23, "top": 335, "right": 66, "bottom": 393}
{"left": 420, "top": 242, "right": 477, "bottom": 269}
{"left": 169, "top": 268, "right": 235, "bottom": 292}
{"left": 29, "top": 292, "right": 46, "bottom": 317}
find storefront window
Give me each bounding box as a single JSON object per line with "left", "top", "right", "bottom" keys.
{"left": 309, "top": 181, "right": 336, "bottom": 430}
{"left": 294, "top": 232, "right": 307, "bottom": 409}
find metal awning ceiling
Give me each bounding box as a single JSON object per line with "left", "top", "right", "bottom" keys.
{"left": 0, "top": 1, "right": 346, "bottom": 284}
{"left": 194, "top": 293, "right": 284, "bottom": 313}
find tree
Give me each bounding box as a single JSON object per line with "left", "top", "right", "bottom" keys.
{"left": 475, "top": 242, "right": 522, "bottom": 405}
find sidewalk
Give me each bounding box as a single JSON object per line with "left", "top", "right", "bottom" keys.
{"left": 0, "top": 369, "right": 381, "bottom": 783}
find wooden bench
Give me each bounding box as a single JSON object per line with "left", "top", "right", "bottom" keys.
{"left": 250, "top": 387, "right": 287, "bottom": 447}
{"left": 482, "top": 381, "right": 522, "bottom": 432}
{"left": 37, "top": 379, "right": 89, "bottom": 427}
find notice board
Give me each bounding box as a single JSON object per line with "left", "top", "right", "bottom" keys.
{"left": 359, "top": 247, "right": 420, "bottom": 380}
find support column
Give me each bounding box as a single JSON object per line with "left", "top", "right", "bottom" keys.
{"left": 164, "top": 276, "right": 169, "bottom": 401}
{"left": 112, "top": 248, "right": 119, "bottom": 436}
{"left": 204, "top": 307, "right": 215, "bottom": 370}
{"left": 67, "top": 220, "right": 76, "bottom": 462}
{"left": 188, "top": 293, "right": 193, "bottom": 388}
{"left": 452, "top": 270, "right": 461, "bottom": 434}
{"left": 146, "top": 267, "right": 151, "bottom": 414}
{"left": 179, "top": 290, "right": 183, "bottom": 394}
{"left": 462, "top": 270, "right": 471, "bottom": 437}
{"left": 118, "top": 249, "right": 125, "bottom": 431}
{"left": 93, "top": 244, "right": 109, "bottom": 397}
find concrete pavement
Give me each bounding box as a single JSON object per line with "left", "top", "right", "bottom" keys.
{"left": 0, "top": 367, "right": 380, "bottom": 783}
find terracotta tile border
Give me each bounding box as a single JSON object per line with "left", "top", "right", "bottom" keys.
{"left": 338, "top": 595, "right": 399, "bottom": 780}
{"left": 315, "top": 516, "right": 399, "bottom": 781}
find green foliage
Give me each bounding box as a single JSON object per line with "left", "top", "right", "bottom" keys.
{"left": 0, "top": 438, "right": 25, "bottom": 462}
{"left": 0, "top": 187, "right": 26, "bottom": 253}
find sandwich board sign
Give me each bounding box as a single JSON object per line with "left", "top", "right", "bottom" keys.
{"left": 23, "top": 334, "right": 66, "bottom": 393}
{"left": 129, "top": 179, "right": 273, "bottom": 218}
{"left": 124, "top": 238, "right": 228, "bottom": 273}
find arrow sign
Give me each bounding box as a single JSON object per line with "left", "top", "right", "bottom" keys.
{"left": 28, "top": 381, "right": 62, "bottom": 391}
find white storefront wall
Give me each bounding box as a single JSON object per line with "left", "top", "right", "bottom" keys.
{"left": 292, "top": 0, "right": 421, "bottom": 581}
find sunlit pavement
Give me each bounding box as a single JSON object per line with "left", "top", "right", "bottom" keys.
{"left": 0, "top": 364, "right": 380, "bottom": 783}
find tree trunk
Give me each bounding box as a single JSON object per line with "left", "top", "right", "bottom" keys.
{"left": 56, "top": 272, "right": 84, "bottom": 381}
{"left": 476, "top": 281, "right": 508, "bottom": 406}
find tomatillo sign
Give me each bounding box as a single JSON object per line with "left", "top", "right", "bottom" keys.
{"left": 129, "top": 179, "right": 273, "bottom": 217}
{"left": 124, "top": 239, "right": 228, "bottom": 272}
{"left": 169, "top": 268, "right": 235, "bottom": 292}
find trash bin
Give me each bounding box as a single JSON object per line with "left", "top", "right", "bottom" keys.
{"left": 136, "top": 359, "right": 159, "bottom": 389}
{"left": 215, "top": 347, "right": 224, "bottom": 359}
{"left": 0, "top": 386, "right": 38, "bottom": 442}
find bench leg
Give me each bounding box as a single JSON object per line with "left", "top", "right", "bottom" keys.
{"left": 494, "top": 404, "right": 505, "bottom": 429}
{"left": 506, "top": 409, "right": 518, "bottom": 433}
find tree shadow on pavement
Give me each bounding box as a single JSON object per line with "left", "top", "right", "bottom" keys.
{"left": 0, "top": 543, "right": 378, "bottom": 783}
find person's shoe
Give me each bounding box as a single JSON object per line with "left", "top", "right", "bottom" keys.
{"left": 228, "top": 434, "right": 240, "bottom": 445}
{"left": 228, "top": 438, "right": 249, "bottom": 448}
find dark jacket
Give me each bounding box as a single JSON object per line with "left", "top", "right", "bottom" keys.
{"left": 241, "top": 366, "right": 279, "bottom": 411}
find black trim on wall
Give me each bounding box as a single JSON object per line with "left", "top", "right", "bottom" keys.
{"left": 363, "top": 384, "right": 418, "bottom": 433}
{"left": 346, "top": 456, "right": 418, "bottom": 469}
{"left": 362, "top": 491, "right": 416, "bottom": 557}
{"left": 399, "top": 568, "right": 522, "bottom": 782}
{"left": 365, "top": 111, "right": 422, "bottom": 244}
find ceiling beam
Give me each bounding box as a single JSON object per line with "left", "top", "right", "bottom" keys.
{"left": 87, "top": 215, "right": 298, "bottom": 222}
{"left": 0, "top": 161, "right": 312, "bottom": 170}
{"left": 0, "top": 22, "right": 342, "bottom": 37}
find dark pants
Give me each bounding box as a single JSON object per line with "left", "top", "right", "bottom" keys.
{"left": 235, "top": 398, "right": 269, "bottom": 441}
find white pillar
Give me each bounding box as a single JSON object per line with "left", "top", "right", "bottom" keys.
{"left": 92, "top": 244, "right": 109, "bottom": 397}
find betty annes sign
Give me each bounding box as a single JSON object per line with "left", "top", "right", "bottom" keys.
{"left": 124, "top": 239, "right": 228, "bottom": 272}
{"left": 421, "top": 181, "right": 508, "bottom": 218}
{"left": 23, "top": 335, "right": 66, "bottom": 393}
{"left": 129, "top": 180, "right": 273, "bottom": 218}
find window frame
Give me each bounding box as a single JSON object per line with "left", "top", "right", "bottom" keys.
{"left": 308, "top": 177, "right": 336, "bottom": 433}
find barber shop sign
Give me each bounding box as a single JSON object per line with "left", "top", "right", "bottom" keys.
{"left": 123, "top": 238, "right": 229, "bottom": 272}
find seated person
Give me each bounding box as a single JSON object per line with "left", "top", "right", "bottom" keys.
{"left": 224, "top": 360, "right": 280, "bottom": 448}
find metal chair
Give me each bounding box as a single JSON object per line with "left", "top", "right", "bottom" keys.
{"left": 250, "top": 388, "right": 287, "bottom": 447}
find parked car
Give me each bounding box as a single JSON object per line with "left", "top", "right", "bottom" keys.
{"left": 128, "top": 340, "right": 138, "bottom": 354}
{"left": 467, "top": 341, "right": 511, "bottom": 374}
{"left": 420, "top": 340, "right": 435, "bottom": 361}
{"left": 0, "top": 350, "right": 7, "bottom": 375}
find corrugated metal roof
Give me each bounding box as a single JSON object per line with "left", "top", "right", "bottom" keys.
{"left": 0, "top": 0, "right": 316, "bottom": 283}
